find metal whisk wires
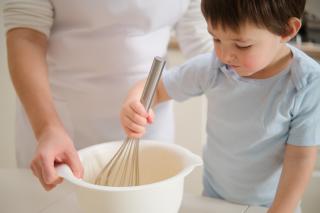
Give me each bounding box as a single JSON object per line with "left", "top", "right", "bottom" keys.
{"left": 95, "top": 137, "right": 140, "bottom": 186}
{"left": 95, "top": 56, "right": 166, "bottom": 187}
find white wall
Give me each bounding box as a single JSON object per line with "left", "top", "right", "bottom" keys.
{"left": 0, "top": 1, "right": 17, "bottom": 168}
{"left": 306, "top": 0, "right": 320, "bottom": 15}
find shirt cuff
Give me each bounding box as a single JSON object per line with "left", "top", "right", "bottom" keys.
{"left": 3, "top": 0, "right": 54, "bottom": 37}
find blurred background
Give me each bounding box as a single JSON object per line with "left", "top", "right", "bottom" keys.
{"left": 1, "top": 0, "right": 319, "bottom": 212}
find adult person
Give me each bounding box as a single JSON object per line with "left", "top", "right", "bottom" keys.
{"left": 3, "top": 0, "right": 212, "bottom": 190}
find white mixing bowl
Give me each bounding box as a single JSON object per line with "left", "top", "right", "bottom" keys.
{"left": 56, "top": 140, "right": 202, "bottom": 213}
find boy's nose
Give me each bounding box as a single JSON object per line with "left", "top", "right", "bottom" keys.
{"left": 221, "top": 51, "right": 236, "bottom": 64}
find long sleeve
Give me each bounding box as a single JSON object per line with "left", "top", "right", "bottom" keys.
{"left": 174, "top": 0, "right": 213, "bottom": 58}
{"left": 3, "top": 0, "right": 53, "bottom": 37}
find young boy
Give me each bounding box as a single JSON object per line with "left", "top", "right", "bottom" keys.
{"left": 121, "top": 0, "right": 320, "bottom": 212}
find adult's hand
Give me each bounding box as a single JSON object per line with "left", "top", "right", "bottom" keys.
{"left": 30, "top": 127, "right": 83, "bottom": 191}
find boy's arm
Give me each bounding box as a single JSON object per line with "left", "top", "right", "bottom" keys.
{"left": 268, "top": 144, "right": 318, "bottom": 213}
{"left": 156, "top": 78, "right": 172, "bottom": 103}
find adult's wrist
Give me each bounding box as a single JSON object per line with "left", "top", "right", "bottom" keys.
{"left": 34, "top": 122, "right": 66, "bottom": 142}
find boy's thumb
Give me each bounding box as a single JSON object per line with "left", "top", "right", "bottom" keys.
{"left": 147, "top": 109, "right": 155, "bottom": 123}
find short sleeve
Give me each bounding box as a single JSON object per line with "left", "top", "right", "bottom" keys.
{"left": 163, "top": 52, "right": 219, "bottom": 102}
{"left": 3, "top": 0, "right": 54, "bottom": 37}
{"left": 287, "top": 77, "right": 320, "bottom": 146}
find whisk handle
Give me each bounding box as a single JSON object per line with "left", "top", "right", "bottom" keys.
{"left": 140, "top": 56, "right": 166, "bottom": 111}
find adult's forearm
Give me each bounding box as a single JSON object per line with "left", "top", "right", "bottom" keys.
{"left": 6, "top": 28, "right": 63, "bottom": 139}
{"left": 269, "top": 144, "right": 318, "bottom": 213}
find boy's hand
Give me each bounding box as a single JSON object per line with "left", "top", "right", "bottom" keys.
{"left": 120, "top": 98, "right": 154, "bottom": 138}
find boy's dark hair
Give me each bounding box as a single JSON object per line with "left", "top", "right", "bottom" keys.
{"left": 201, "top": 0, "right": 306, "bottom": 36}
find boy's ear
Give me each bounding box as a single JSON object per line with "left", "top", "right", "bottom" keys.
{"left": 281, "top": 17, "right": 302, "bottom": 42}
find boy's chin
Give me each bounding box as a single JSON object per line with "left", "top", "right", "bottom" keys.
{"left": 237, "top": 70, "right": 258, "bottom": 78}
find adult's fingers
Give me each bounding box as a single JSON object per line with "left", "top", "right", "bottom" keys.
{"left": 65, "top": 150, "right": 84, "bottom": 179}
{"left": 40, "top": 155, "right": 61, "bottom": 186}
{"left": 31, "top": 161, "right": 59, "bottom": 191}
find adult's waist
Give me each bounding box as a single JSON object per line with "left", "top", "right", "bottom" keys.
{"left": 47, "top": 27, "right": 170, "bottom": 77}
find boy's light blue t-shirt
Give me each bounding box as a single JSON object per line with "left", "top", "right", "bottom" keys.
{"left": 163, "top": 45, "right": 320, "bottom": 206}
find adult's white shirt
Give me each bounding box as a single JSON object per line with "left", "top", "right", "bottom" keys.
{"left": 3, "top": 0, "right": 212, "bottom": 167}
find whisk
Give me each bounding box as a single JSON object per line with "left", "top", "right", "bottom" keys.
{"left": 95, "top": 56, "right": 166, "bottom": 187}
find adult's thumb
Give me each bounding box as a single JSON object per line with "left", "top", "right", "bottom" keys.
{"left": 66, "top": 152, "right": 84, "bottom": 179}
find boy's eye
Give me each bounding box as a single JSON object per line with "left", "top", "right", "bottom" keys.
{"left": 213, "top": 38, "right": 221, "bottom": 43}
{"left": 236, "top": 44, "right": 252, "bottom": 49}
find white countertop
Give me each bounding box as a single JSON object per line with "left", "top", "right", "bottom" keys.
{"left": 0, "top": 169, "right": 267, "bottom": 213}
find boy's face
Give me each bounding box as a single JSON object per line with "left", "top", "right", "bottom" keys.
{"left": 208, "top": 21, "right": 287, "bottom": 78}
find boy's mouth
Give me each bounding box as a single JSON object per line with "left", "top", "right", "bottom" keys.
{"left": 229, "top": 64, "right": 240, "bottom": 69}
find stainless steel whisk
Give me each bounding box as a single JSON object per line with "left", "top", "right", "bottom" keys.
{"left": 95, "top": 57, "right": 166, "bottom": 187}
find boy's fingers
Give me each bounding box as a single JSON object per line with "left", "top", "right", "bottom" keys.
{"left": 147, "top": 115, "right": 153, "bottom": 123}
{"left": 125, "top": 128, "right": 144, "bottom": 138}
{"left": 122, "top": 104, "right": 147, "bottom": 125}
{"left": 130, "top": 101, "right": 148, "bottom": 117}
{"left": 123, "top": 116, "right": 147, "bottom": 134}
{"left": 127, "top": 111, "right": 148, "bottom": 126}
{"left": 147, "top": 109, "right": 155, "bottom": 123}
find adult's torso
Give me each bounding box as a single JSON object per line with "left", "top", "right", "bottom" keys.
{"left": 16, "top": 0, "right": 190, "bottom": 166}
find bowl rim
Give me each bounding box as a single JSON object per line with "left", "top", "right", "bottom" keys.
{"left": 56, "top": 140, "right": 202, "bottom": 191}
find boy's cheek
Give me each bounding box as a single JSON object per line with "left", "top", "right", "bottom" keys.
{"left": 214, "top": 48, "right": 222, "bottom": 60}
{"left": 242, "top": 54, "right": 264, "bottom": 70}
{"left": 241, "top": 58, "right": 258, "bottom": 70}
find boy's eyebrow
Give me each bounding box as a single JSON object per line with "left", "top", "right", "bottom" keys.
{"left": 209, "top": 31, "right": 253, "bottom": 42}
